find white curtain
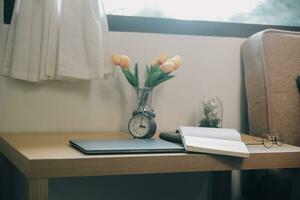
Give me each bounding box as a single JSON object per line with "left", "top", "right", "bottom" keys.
{"left": 0, "top": 0, "right": 113, "bottom": 82}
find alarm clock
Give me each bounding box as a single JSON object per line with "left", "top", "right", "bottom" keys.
{"left": 128, "top": 111, "right": 157, "bottom": 138}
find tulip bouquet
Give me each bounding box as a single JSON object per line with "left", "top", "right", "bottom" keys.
{"left": 112, "top": 53, "right": 182, "bottom": 110}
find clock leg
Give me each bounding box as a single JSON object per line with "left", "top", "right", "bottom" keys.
{"left": 26, "top": 178, "right": 48, "bottom": 200}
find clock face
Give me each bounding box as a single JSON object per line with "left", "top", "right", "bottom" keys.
{"left": 128, "top": 113, "right": 156, "bottom": 138}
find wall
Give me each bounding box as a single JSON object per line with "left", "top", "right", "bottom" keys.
{"left": 0, "top": 32, "right": 247, "bottom": 133}
{"left": 0, "top": 4, "right": 248, "bottom": 198}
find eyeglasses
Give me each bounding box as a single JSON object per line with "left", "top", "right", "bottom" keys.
{"left": 251, "top": 134, "right": 283, "bottom": 148}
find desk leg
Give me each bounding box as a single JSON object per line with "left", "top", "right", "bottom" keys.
{"left": 26, "top": 178, "right": 48, "bottom": 200}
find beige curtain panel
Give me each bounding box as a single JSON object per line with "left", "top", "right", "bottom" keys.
{"left": 0, "top": 0, "right": 113, "bottom": 82}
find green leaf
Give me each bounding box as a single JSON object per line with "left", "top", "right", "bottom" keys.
{"left": 149, "top": 65, "right": 157, "bottom": 74}
{"left": 145, "top": 65, "right": 159, "bottom": 87}
{"left": 152, "top": 75, "right": 175, "bottom": 87}
{"left": 147, "top": 71, "right": 164, "bottom": 87}
{"left": 152, "top": 65, "right": 160, "bottom": 74}
{"left": 150, "top": 65, "right": 154, "bottom": 75}
{"left": 122, "top": 70, "right": 133, "bottom": 84}
{"left": 146, "top": 65, "right": 150, "bottom": 77}
{"left": 122, "top": 68, "right": 138, "bottom": 87}
{"left": 128, "top": 72, "right": 138, "bottom": 87}
{"left": 134, "top": 63, "right": 139, "bottom": 88}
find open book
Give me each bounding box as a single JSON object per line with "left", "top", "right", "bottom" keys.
{"left": 179, "top": 127, "right": 249, "bottom": 158}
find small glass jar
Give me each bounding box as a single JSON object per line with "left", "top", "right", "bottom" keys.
{"left": 199, "top": 96, "right": 223, "bottom": 128}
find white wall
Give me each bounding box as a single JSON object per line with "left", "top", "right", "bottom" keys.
{"left": 0, "top": 32, "right": 247, "bottom": 133}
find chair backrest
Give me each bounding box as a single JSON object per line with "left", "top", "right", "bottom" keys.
{"left": 242, "top": 29, "right": 300, "bottom": 146}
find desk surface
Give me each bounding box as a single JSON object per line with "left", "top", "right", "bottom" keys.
{"left": 1, "top": 132, "right": 300, "bottom": 179}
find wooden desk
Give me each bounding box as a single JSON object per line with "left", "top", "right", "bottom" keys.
{"left": 1, "top": 132, "right": 300, "bottom": 200}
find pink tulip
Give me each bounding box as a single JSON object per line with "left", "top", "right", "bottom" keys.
{"left": 119, "top": 55, "right": 131, "bottom": 69}
{"left": 160, "top": 61, "right": 174, "bottom": 73}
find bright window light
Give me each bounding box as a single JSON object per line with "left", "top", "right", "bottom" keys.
{"left": 102, "top": 0, "right": 300, "bottom": 26}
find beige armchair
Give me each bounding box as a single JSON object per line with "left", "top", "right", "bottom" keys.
{"left": 242, "top": 29, "right": 300, "bottom": 146}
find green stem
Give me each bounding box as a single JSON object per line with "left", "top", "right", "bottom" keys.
{"left": 137, "top": 88, "right": 151, "bottom": 109}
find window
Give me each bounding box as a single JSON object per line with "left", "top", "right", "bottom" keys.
{"left": 103, "top": 0, "right": 300, "bottom": 27}
{"left": 3, "top": 0, "right": 300, "bottom": 37}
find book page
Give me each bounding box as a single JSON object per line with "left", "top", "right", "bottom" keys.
{"left": 179, "top": 127, "right": 241, "bottom": 141}
{"left": 183, "top": 135, "right": 249, "bottom": 158}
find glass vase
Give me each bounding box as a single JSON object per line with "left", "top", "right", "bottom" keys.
{"left": 132, "top": 87, "right": 154, "bottom": 115}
